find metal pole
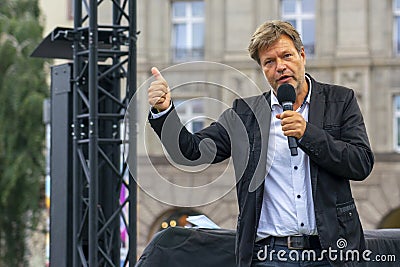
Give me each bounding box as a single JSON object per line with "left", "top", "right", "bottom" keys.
{"left": 128, "top": 0, "right": 138, "bottom": 264}
{"left": 89, "top": 0, "right": 99, "bottom": 266}
{"left": 72, "top": 0, "right": 82, "bottom": 266}
{"left": 110, "top": 1, "right": 122, "bottom": 264}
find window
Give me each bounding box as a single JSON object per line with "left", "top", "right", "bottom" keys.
{"left": 394, "top": 0, "right": 400, "bottom": 54}
{"left": 394, "top": 95, "right": 400, "bottom": 152}
{"left": 172, "top": 1, "right": 205, "bottom": 61}
{"left": 281, "top": 0, "right": 315, "bottom": 55}
{"left": 174, "top": 99, "right": 205, "bottom": 133}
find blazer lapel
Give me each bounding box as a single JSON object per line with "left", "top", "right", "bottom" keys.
{"left": 253, "top": 92, "right": 272, "bottom": 225}
{"left": 249, "top": 92, "right": 271, "bottom": 191}
{"left": 308, "top": 79, "right": 325, "bottom": 197}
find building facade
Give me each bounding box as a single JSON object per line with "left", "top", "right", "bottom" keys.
{"left": 39, "top": 0, "right": 400, "bottom": 258}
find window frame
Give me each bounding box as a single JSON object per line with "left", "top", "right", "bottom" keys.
{"left": 393, "top": 0, "right": 400, "bottom": 55}
{"left": 394, "top": 95, "right": 400, "bottom": 152}
{"left": 171, "top": 1, "right": 205, "bottom": 62}
{"left": 280, "top": 0, "right": 316, "bottom": 56}
{"left": 174, "top": 98, "right": 206, "bottom": 133}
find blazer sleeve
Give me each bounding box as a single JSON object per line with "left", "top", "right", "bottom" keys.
{"left": 148, "top": 104, "right": 232, "bottom": 166}
{"left": 298, "top": 89, "right": 374, "bottom": 181}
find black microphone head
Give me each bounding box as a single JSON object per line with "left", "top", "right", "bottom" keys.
{"left": 277, "top": 83, "right": 296, "bottom": 105}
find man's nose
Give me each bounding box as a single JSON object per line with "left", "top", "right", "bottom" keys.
{"left": 276, "top": 59, "right": 286, "bottom": 73}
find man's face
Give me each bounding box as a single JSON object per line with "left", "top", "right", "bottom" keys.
{"left": 258, "top": 34, "right": 306, "bottom": 95}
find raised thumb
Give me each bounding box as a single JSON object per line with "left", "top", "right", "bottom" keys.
{"left": 151, "top": 67, "right": 163, "bottom": 80}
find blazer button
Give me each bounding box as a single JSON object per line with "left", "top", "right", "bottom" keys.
{"left": 349, "top": 212, "right": 353, "bottom": 217}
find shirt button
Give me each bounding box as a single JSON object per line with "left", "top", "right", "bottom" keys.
{"left": 300, "top": 223, "right": 304, "bottom": 227}
{"left": 294, "top": 166, "right": 298, "bottom": 170}
{"left": 297, "top": 195, "right": 301, "bottom": 199}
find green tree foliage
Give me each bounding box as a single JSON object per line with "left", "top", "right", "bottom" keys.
{"left": 0, "top": 0, "right": 48, "bottom": 265}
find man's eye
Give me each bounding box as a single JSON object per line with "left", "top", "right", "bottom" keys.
{"left": 264, "top": 60, "right": 272, "bottom": 66}
{"left": 284, "top": 54, "right": 292, "bottom": 58}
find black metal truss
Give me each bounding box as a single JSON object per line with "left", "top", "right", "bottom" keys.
{"left": 71, "top": 0, "right": 137, "bottom": 266}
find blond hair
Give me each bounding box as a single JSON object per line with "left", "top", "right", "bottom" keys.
{"left": 248, "top": 20, "right": 303, "bottom": 65}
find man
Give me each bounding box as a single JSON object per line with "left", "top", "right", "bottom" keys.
{"left": 147, "top": 20, "right": 374, "bottom": 267}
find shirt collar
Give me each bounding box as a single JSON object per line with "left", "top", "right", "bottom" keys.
{"left": 270, "top": 75, "right": 312, "bottom": 111}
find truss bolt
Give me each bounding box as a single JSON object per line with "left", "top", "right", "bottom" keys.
{"left": 113, "top": 124, "right": 118, "bottom": 129}
{"left": 80, "top": 124, "right": 85, "bottom": 128}
{"left": 71, "top": 124, "right": 75, "bottom": 128}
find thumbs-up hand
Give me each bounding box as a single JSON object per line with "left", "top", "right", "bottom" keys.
{"left": 148, "top": 67, "right": 171, "bottom": 112}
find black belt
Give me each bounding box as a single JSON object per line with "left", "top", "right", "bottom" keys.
{"left": 256, "top": 235, "right": 321, "bottom": 250}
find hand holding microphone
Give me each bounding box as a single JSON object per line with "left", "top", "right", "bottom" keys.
{"left": 276, "top": 84, "right": 307, "bottom": 156}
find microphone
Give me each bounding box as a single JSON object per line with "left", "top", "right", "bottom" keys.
{"left": 277, "top": 84, "right": 298, "bottom": 156}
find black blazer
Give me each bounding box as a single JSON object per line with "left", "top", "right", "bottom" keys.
{"left": 149, "top": 74, "right": 374, "bottom": 267}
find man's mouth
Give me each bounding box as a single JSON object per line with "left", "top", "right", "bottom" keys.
{"left": 277, "top": 76, "right": 292, "bottom": 83}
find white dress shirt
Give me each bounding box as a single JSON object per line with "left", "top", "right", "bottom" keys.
{"left": 257, "top": 77, "right": 318, "bottom": 238}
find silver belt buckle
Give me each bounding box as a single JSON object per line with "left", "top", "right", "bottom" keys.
{"left": 287, "top": 235, "right": 303, "bottom": 250}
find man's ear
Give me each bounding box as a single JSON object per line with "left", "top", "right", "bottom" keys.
{"left": 300, "top": 47, "right": 306, "bottom": 65}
